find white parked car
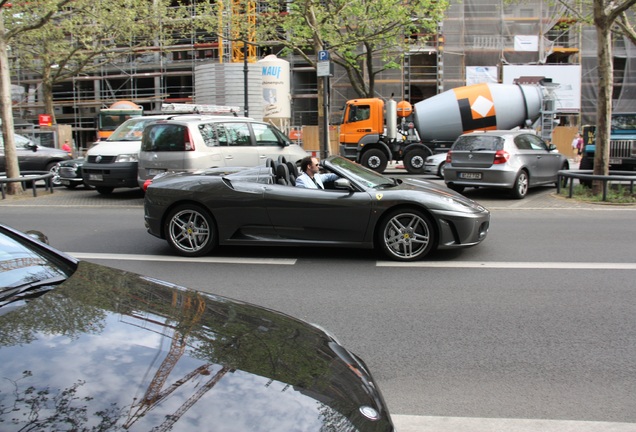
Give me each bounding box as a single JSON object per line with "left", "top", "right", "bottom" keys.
{"left": 424, "top": 152, "right": 448, "bottom": 178}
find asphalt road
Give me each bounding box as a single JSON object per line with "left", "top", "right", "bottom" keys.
{"left": 2, "top": 183, "right": 636, "bottom": 432}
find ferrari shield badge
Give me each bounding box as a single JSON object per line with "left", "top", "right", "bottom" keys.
{"left": 376, "top": 193, "right": 383, "bottom": 200}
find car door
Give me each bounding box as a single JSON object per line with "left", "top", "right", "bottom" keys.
{"left": 263, "top": 184, "right": 373, "bottom": 243}
{"left": 525, "top": 134, "right": 562, "bottom": 183}
{"left": 217, "top": 122, "right": 260, "bottom": 167}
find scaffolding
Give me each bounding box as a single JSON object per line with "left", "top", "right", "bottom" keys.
{"left": 8, "top": 0, "right": 636, "bottom": 149}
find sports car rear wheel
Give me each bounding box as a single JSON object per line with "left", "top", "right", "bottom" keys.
{"left": 165, "top": 204, "right": 217, "bottom": 257}
{"left": 378, "top": 209, "right": 436, "bottom": 261}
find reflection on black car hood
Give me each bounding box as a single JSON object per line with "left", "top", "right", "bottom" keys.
{"left": 0, "top": 261, "right": 391, "bottom": 431}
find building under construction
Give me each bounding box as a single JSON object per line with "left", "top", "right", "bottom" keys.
{"left": 9, "top": 0, "right": 636, "bottom": 149}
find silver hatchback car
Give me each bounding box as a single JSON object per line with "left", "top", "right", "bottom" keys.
{"left": 444, "top": 130, "right": 569, "bottom": 199}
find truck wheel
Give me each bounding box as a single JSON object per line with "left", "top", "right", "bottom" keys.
{"left": 579, "top": 156, "right": 593, "bottom": 187}
{"left": 361, "top": 149, "right": 388, "bottom": 173}
{"left": 404, "top": 149, "right": 429, "bottom": 174}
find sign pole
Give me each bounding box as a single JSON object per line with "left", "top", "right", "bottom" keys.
{"left": 317, "top": 50, "right": 332, "bottom": 158}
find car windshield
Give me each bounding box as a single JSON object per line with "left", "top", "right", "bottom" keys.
{"left": 0, "top": 229, "right": 74, "bottom": 304}
{"left": 327, "top": 156, "right": 395, "bottom": 189}
{"left": 611, "top": 114, "right": 636, "bottom": 131}
{"left": 453, "top": 135, "right": 504, "bottom": 151}
{"left": 109, "top": 118, "right": 158, "bottom": 141}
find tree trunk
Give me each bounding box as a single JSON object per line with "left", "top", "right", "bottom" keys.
{"left": 0, "top": 13, "right": 24, "bottom": 195}
{"left": 42, "top": 70, "right": 57, "bottom": 124}
{"left": 592, "top": 1, "right": 613, "bottom": 194}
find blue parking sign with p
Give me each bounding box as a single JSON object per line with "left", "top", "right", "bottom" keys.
{"left": 318, "top": 50, "right": 329, "bottom": 61}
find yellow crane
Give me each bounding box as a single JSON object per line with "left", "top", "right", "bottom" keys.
{"left": 218, "top": 0, "right": 257, "bottom": 63}
{"left": 123, "top": 292, "right": 232, "bottom": 430}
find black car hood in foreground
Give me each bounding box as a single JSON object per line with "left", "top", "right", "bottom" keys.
{"left": 0, "top": 261, "right": 392, "bottom": 432}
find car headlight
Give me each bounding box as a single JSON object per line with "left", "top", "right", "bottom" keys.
{"left": 439, "top": 195, "right": 486, "bottom": 212}
{"left": 115, "top": 154, "right": 138, "bottom": 163}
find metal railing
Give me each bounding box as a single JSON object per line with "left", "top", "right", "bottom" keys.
{"left": 557, "top": 170, "right": 636, "bottom": 201}
{"left": 0, "top": 171, "right": 55, "bottom": 200}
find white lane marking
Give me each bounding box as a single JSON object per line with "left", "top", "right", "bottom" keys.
{"left": 69, "top": 253, "right": 636, "bottom": 270}
{"left": 378, "top": 261, "right": 636, "bottom": 269}
{"left": 393, "top": 415, "right": 636, "bottom": 432}
{"left": 69, "top": 252, "right": 296, "bottom": 265}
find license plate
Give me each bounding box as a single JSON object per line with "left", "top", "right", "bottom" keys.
{"left": 459, "top": 172, "right": 482, "bottom": 180}
{"left": 148, "top": 169, "right": 166, "bottom": 176}
{"left": 61, "top": 180, "right": 71, "bottom": 185}
{"left": 89, "top": 174, "right": 103, "bottom": 181}
{"left": 609, "top": 158, "right": 621, "bottom": 165}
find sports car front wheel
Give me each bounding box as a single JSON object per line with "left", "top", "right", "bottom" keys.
{"left": 165, "top": 204, "right": 217, "bottom": 257}
{"left": 378, "top": 209, "right": 436, "bottom": 261}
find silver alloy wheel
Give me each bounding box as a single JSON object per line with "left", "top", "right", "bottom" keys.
{"left": 168, "top": 208, "right": 212, "bottom": 254}
{"left": 513, "top": 171, "right": 528, "bottom": 199}
{"left": 49, "top": 163, "right": 62, "bottom": 186}
{"left": 382, "top": 211, "right": 432, "bottom": 260}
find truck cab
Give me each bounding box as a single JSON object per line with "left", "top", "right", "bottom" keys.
{"left": 580, "top": 113, "right": 636, "bottom": 171}
{"left": 339, "top": 99, "right": 385, "bottom": 146}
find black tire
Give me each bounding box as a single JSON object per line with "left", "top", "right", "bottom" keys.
{"left": 555, "top": 163, "right": 569, "bottom": 188}
{"left": 448, "top": 183, "right": 464, "bottom": 193}
{"left": 510, "top": 170, "right": 529, "bottom": 199}
{"left": 46, "top": 162, "right": 62, "bottom": 186}
{"left": 377, "top": 208, "right": 436, "bottom": 261}
{"left": 579, "top": 156, "right": 593, "bottom": 187}
{"left": 360, "top": 148, "right": 388, "bottom": 173}
{"left": 96, "top": 186, "right": 114, "bottom": 195}
{"left": 164, "top": 204, "right": 217, "bottom": 257}
{"left": 579, "top": 155, "right": 593, "bottom": 170}
{"left": 437, "top": 161, "right": 446, "bottom": 179}
{"left": 404, "top": 149, "right": 429, "bottom": 174}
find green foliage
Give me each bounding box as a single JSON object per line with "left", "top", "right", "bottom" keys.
{"left": 256, "top": 0, "right": 449, "bottom": 97}
{"left": 3, "top": 0, "right": 198, "bottom": 122}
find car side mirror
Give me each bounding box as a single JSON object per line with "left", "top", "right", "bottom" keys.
{"left": 548, "top": 144, "right": 558, "bottom": 152}
{"left": 334, "top": 178, "right": 352, "bottom": 190}
{"left": 26, "top": 143, "right": 39, "bottom": 152}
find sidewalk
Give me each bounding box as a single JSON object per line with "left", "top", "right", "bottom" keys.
{"left": 1, "top": 172, "right": 632, "bottom": 211}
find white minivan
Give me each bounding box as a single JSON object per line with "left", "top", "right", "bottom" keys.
{"left": 82, "top": 115, "right": 174, "bottom": 194}
{"left": 137, "top": 116, "right": 308, "bottom": 187}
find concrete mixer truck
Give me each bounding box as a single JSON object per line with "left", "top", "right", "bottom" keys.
{"left": 338, "top": 83, "right": 546, "bottom": 173}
